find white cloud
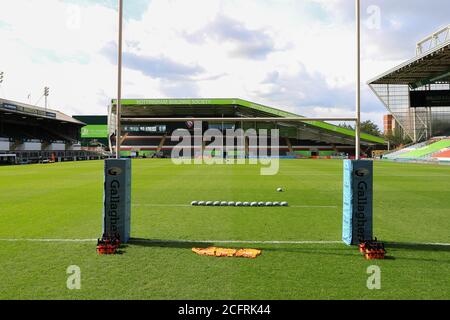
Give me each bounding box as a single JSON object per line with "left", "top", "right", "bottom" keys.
{"left": 0, "top": 0, "right": 118, "bottom": 113}
{"left": 0, "top": 0, "right": 447, "bottom": 128}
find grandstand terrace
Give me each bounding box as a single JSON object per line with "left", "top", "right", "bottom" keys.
{"left": 383, "top": 137, "right": 450, "bottom": 163}
{"left": 108, "top": 98, "right": 386, "bottom": 158}
{"left": 369, "top": 25, "right": 450, "bottom": 142}
{"left": 0, "top": 98, "right": 106, "bottom": 164}
{"left": 434, "top": 148, "right": 450, "bottom": 161}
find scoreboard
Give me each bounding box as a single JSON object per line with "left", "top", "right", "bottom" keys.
{"left": 410, "top": 90, "right": 450, "bottom": 108}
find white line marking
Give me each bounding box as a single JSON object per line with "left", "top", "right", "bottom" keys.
{"left": 291, "top": 205, "right": 338, "bottom": 209}
{"left": 0, "top": 239, "right": 97, "bottom": 243}
{"left": 0, "top": 238, "right": 341, "bottom": 245}
{"left": 389, "top": 242, "right": 450, "bottom": 247}
{"left": 129, "top": 239, "right": 343, "bottom": 245}
{"left": 0, "top": 239, "right": 449, "bottom": 246}
{"left": 133, "top": 204, "right": 191, "bottom": 207}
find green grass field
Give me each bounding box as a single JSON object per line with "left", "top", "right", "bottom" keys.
{"left": 0, "top": 159, "right": 449, "bottom": 300}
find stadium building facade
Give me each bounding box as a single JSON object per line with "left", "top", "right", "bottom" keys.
{"left": 108, "top": 98, "right": 385, "bottom": 158}
{"left": 369, "top": 25, "right": 450, "bottom": 142}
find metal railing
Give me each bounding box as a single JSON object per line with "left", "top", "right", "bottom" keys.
{"left": 120, "top": 117, "right": 357, "bottom": 123}
{"left": 416, "top": 25, "right": 450, "bottom": 55}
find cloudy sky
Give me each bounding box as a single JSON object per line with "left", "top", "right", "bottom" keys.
{"left": 0, "top": 0, "right": 449, "bottom": 127}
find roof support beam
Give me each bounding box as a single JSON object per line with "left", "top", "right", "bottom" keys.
{"left": 410, "top": 69, "right": 450, "bottom": 89}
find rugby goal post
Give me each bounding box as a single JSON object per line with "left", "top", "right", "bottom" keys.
{"left": 103, "top": 0, "right": 372, "bottom": 245}
{"left": 104, "top": 116, "right": 373, "bottom": 245}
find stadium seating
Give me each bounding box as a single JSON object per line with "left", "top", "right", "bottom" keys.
{"left": 383, "top": 141, "right": 428, "bottom": 160}
{"left": 382, "top": 138, "right": 450, "bottom": 161}
{"left": 398, "top": 139, "right": 450, "bottom": 160}
{"left": 118, "top": 129, "right": 356, "bottom": 159}
{"left": 434, "top": 149, "right": 450, "bottom": 161}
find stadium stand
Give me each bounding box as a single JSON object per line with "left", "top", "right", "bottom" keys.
{"left": 0, "top": 98, "right": 106, "bottom": 165}
{"left": 110, "top": 98, "right": 385, "bottom": 158}
{"left": 383, "top": 141, "right": 429, "bottom": 160}
{"left": 399, "top": 139, "right": 450, "bottom": 159}
{"left": 384, "top": 138, "right": 450, "bottom": 162}
{"left": 434, "top": 149, "right": 450, "bottom": 161}
{"left": 121, "top": 131, "right": 351, "bottom": 159}
{"left": 368, "top": 25, "right": 450, "bottom": 143}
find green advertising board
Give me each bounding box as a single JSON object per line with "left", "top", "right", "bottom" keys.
{"left": 81, "top": 125, "right": 109, "bottom": 139}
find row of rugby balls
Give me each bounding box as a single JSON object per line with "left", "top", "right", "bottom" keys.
{"left": 191, "top": 201, "right": 289, "bottom": 207}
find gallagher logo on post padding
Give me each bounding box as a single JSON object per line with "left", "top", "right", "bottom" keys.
{"left": 355, "top": 168, "right": 370, "bottom": 177}
{"left": 108, "top": 167, "right": 123, "bottom": 176}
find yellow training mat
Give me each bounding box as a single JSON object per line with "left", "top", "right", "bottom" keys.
{"left": 192, "top": 247, "right": 262, "bottom": 259}
{"left": 235, "top": 248, "right": 262, "bottom": 259}
{"left": 192, "top": 247, "right": 217, "bottom": 257}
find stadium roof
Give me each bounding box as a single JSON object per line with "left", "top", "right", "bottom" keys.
{"left": 111, "top": 98, "right": 385, "bottom": 145}
{"left": 0, "top": 98, "right": 84, "bottom": 126}
{"left": 368, "top": 39, "right": 450, "bottom": 88}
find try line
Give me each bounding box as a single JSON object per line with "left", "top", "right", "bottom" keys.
{"left": 1, "top": 239, "right": 450, "bottom": 247}
{"left": 0, "top": 238, "right": 341, "bottom": 244}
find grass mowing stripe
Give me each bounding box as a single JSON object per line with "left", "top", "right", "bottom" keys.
{"left": 0, "top": 239, "right": 342, "bottom": 245}
{"left": 0, "top": 239, "right": 340, "bottom": 244}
